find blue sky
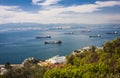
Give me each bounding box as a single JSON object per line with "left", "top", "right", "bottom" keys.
{"left": 0, "top": 0, "right": 120, "bottom": 24}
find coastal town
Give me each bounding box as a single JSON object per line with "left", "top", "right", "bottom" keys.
{"left": 0, "top": 55, "right": 66, "bottom": 75}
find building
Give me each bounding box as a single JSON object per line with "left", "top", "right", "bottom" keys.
{"left": 72, "top": 46, "right": 103, "bottom": 55}
{"left": 0, "top": 67, "right": 7, "bottom": 75}
{"left": 38, "top": 55, "right": 66, "bottom": 68}
{"left": 46, "top": 55, "right": 66, "bottom": 64}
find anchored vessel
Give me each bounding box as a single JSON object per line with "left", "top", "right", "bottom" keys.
{"left": 36, "top": 35, "right": 51, "bottom": 39}
{"left": 89, "top": 34, "right": 101, "bottom": 38}
{"left": 107, "top": 31, "right": 118, "bottom": 34}
{"left": 64, "top": 32, "right": 74, "bottom": 35}
{"left": 44, "top": 40, "right": 62, "bottom": 44}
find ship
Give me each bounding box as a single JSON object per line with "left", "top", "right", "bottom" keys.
{"left": 44, "top": 40, "right": 62, "bottom": 44}
{"left": 107, "top": 31, "right": 118, "bottom": 34}
{"left": 36, "top": 35, "right": 51, "bottom": 39}
{"left": 64, "top": 32, "right": 74, "bottom": 35}
{"left": 89, "top": 34, "right": 101, "bottom": 38}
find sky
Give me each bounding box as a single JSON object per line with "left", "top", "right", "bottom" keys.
{"left": 0, "top": 0, "right": 120, "bottom": 24}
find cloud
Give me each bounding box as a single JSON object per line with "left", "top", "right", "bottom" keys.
{"left": 32, "top": 0, "right": 43, "bottom": 5}
{"left": 32, "top": 0, "right": 61, "bottom": 6}
{"left": 38, "top": 0, "right": 120, "bottom": 14}
{"left": 95, "top": 1, "right": 120, "bottom": 7}
{"left": 0, "top": 1, "right": 120, "bottom": 24}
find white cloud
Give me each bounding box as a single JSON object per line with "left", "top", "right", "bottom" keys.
{"left": 0, "top": 1, "right": 120, "bottom": 24}
{"left": 32, "top": 0, "right": 43, "bottom": 5}
{"left": 95, "top": 1, "right": 120, "bottom": 7}
{"left": 32, "top": 0, "right": 61, "bottom": 6}
{"left": 38, "top": 0, "right": 120, "bottom": 14}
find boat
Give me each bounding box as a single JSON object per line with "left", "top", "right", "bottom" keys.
{"left": 81, "top": 29, "right": 91, "bottom": 32}
{"left": 36, "top": 35, "right": 51, "bottom": 39}
{"left": 89, "top": 34, "right": 101, "bottom": 38}
{"left": 44, "top": 40, "right": 62, "bottom": 44}
{"left": 64, "top": 32, "right": 74, "bottom": 35}
{"left": 57, "top": 27, "right": 62, "bottom": 30}
{"left": 107, "top": 31, "right": 118, "bottom": 34}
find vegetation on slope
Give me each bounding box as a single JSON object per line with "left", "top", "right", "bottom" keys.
{"left": 44, "top": 38, "right": 120, "bottom": 78}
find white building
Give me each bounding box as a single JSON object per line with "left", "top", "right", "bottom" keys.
{"left": 22, "top": 57, "right": 35, "bottom": 65}
{"left": 46, "top": 55, "right": 66, "bottom": 64}
{"left": 0, "top": 67, "right": 7, "bottom": 75}
{"left": 73, "top": 46, "right": 103, "bottom": 55}
{"left": 82, "top": 46, "right": 91, "bottom": 52}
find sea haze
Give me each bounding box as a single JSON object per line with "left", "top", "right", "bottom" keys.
{"left": 0, "top": 23, "right": 120, "bottom": 64}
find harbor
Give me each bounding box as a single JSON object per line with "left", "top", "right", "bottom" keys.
{"left": 0, "top": 24, "right": 120, "bottom": 64}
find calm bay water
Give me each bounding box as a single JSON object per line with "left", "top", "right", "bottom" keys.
{"left": 0, "top": 24, "right": 120, "bottom": 64}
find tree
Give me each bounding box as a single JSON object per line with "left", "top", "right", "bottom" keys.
{"left": 90, "top": 45, "right": 96, "bottom": 52}
{"left": 5, "top": 62, "right": 12, "bottom": 69}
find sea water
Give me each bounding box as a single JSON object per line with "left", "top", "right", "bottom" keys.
{"left": 0, "top": 24, "right": 120, "bottom": 64}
